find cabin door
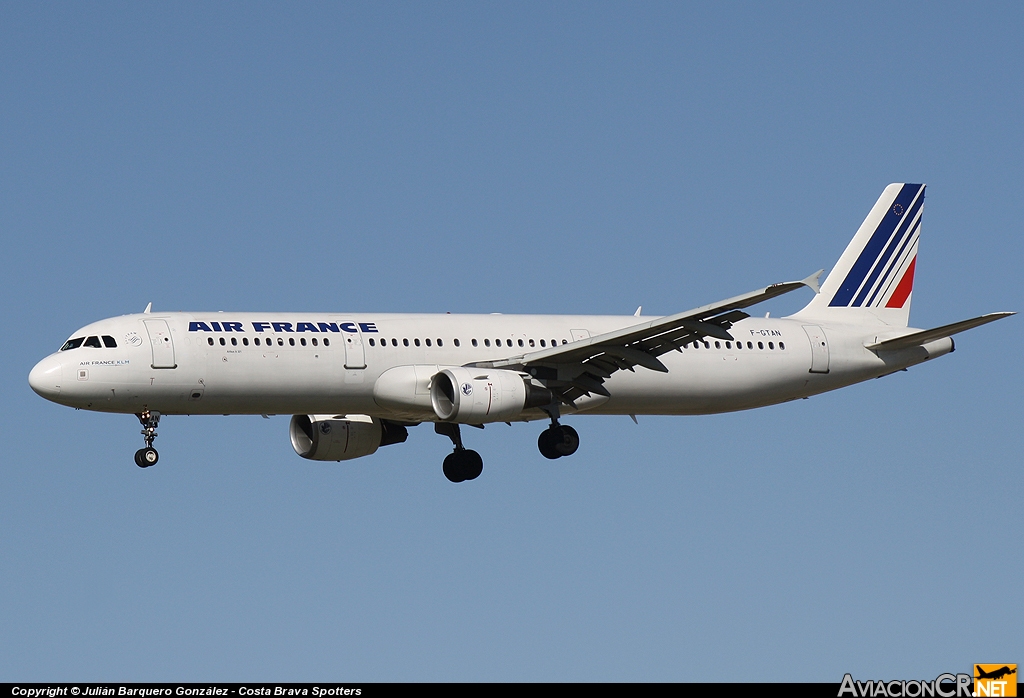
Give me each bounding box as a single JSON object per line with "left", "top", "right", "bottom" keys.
{"left": 143, "top": 319, "right": 177, "bottom": 369}
{"left": 802, "top": 325, "right": 830, "bottom": 374}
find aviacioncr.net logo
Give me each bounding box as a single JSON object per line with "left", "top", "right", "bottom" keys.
{"left": 839, "top": 673, "right": 973, "bottom": 698}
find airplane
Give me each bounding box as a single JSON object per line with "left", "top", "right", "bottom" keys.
{"left": 975, "top": 666, "right": 1016, "bottom": 681}
{"left": 28, "top": 183, "right": 1013, "bottom": 482}
{"left": 974, "top": 663, "right": 1015, "bottom": 679}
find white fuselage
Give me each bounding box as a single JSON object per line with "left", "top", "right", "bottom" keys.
{"left": 29, "top": 311, "right": 951, "bottom": 422}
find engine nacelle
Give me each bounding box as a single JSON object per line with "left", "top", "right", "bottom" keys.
{"left": 289, "top": 414, "right": 407, "bottom": 461}
{"left": 430, "top": 367, "right": 552, "bottom": 423}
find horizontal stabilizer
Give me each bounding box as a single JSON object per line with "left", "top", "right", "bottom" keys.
{"left": 866, "top": 312, "right": 1015, "bottom": 351}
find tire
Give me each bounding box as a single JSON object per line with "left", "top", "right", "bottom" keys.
{"left": 538, "top": 428, "right": 562, "bottom": 459}
{"left": 135, "top": 447, "right": 158, "bottom": 468}
{"left": 460, "top": 449, "right": 483, "bottom": 481}
{"left": 443, "top": 452, "right": 465, "bottom": 483}
{"left": 554, "top": 425, "right": 579, "bottom": 457}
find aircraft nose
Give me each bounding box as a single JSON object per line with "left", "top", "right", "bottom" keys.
{"left": 29, "top": 355, "right": 62, "bottom": 398}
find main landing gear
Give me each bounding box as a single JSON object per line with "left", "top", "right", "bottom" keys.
{"left": 435, "top": 422, "right": 483, "bottom": 483}
{"left": 134, "top": 410, "right": 161, "bottom": 468}
{"left": 538, "top": 419, "right": 579, "bottom": 460}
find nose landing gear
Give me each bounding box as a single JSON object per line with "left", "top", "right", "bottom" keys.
{"left": 435, "top": 422, "right": 484, "bottom": 483}
{"left": 134, "top": 410, "right": 161, "bottom": 468}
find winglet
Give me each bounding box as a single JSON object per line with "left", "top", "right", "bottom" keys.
{"left": 144, "top": 302, "right": 152, "bottom": 314}
{"left": 803, "top": 270, "right": 824, "bottom": 294}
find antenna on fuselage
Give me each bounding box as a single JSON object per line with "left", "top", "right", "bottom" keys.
{"left": 144, "top": 302, "right": 152, "bottom": 314}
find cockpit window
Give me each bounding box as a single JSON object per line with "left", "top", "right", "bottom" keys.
{"left": 83, "top": 336, "right": 102, "bottom": 348}
{"left": 60, "top": 337, "right": 85, "bottom": 351}
{"left": 102, "top": 335, "right": 117, "bottom": 348}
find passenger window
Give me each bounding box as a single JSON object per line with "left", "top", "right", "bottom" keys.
{"left": 278, "top": 338, "right": 284, "bottom": 346}
{"left": 102, "top": 335, "right": 117, "bottom": 348}
{"left": 391, "top": 338, "right": 397, "bottom": 346}
{"left": 484, "top": 339, "right": 490, "bottom": 347}
{"left": 437, "top": 339, "right": 443, "bottom": 347}
{"left": 324, "top": 338, "right": 330, "bottom": 347}
{"left": 518, "top": 339, "right": 524, "bottom": 347}
{"left": 726, "top": 341, "right": 732, "bottom": 349}
{"left": 540, "top": 339, "right": 546, "bottom": 347}
{"left": 424, "top": 338, "right": 430, "bottom": 347}
{"left": 779, "top": 342, "right": 785, "bottom": 350}
{"left": 703, "top": 341, "right": 710, "bottom": 348}
{"left": 254, "top": 338, "right": 261, "bottom": 346}
{"left": 289, "top": 338, "right": 295, "bottom": 346}
{"left": 208, "top": 337, "right": 214, "bottom": 346}
{"left": 300, "top": 338, "right": 306, "bottom": 346}
{"left": 747, "top": 342, "right": 753, "bottom": 349}
{"left": 529, "top": 339, "right": 535, "bottom": 347}
{"left": 768, "top": 342, "right": 774, "bottom": 350}
{"left": 403, "top": 339, "right": 409, "bottom": 347}
{"left": 231, "top": 337, "right": 238, "bottom": 346}
{"left": 715, "top": 341, "right": 721, "bottom": 349}
{"left": 84, "top": 336, "right": 101, "bottom": 348}
{"left": 60, "top": 338, "right": 85, "bottom": 351}
{"left": 758, "top": 341, "right": 764, "bottom": 350}
{"left": 454, "top": 339, "right": 460, "bottom": 347}
{"left": 243, "top": 338, "right": 249, "bottom": 346}
{"left": 312, "top": 338, "right": 317, "bottom": 346}
{"left": 220, "top": 338, "right": 226, "bottom": 346}
{"left": 368, "top": 338, "right": 375, "bottom": 346}
{"left": 471, "top": 339, "right": 478, "bottom": 347}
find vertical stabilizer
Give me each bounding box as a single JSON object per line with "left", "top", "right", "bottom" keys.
{"left": 796, "top": 183, "right": 924, "bottom": 327}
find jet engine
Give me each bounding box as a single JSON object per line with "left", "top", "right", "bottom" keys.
{"left": 430, "top": 367, "right": 552, "bottom": 423}
{"left": 289, "top": 414, "right": 408, "bottom": 461}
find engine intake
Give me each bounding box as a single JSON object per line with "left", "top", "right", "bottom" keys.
{"left": 289, "top": 414, "right": 408, "bottom": 461}
{"left": 430, "top": 367, "right": 552, "bottom": 423}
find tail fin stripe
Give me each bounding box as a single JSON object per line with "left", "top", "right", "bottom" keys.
{"left": 849, "top": 186, "right": 924, "bottom": 306}
{"left": 885, "top": 256, "right": 916, "bottom": 308}
{"left": 852, "top": 195, "right": 923, "bottom": 306}
{"left": 866, "top": 217, "right": 920, "bottom": 306}
{"left": 829, "top": 184, "right": 925, "bottom": 307}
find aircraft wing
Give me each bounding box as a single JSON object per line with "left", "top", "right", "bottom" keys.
{"left": 865, "top": 312, "right": 1015, "bottom": 351}
{"left": 474, "top": 270, "right": 823, "bottom": 405}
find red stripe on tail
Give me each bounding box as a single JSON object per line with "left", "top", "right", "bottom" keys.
{"left": 885, "top": 257, "right": 916, "bottom": 308}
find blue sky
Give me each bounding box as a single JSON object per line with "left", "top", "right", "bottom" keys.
{"left": 1, "top": 2, "right": 1021, "bottom": 682}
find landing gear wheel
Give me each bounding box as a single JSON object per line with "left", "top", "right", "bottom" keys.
{"left": 538, "top": 424, "right": 580, "bottom": 459}
{"left": 443, "top": 449, "right": 484, "bottom": 483}
{"left": 554, "top": 424, "right": 579, "bottom": 457}
{"left": 135, "top": 447, "right": 158, "bottom": 468}
{"left": 538, "top": 428, "right": 561, "bottom": 459}
{"left": 460, "top": 449, "right": 483, "bottom": 481}
{"left": 443, "top": 452, "right": 465, "bottom": 483}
